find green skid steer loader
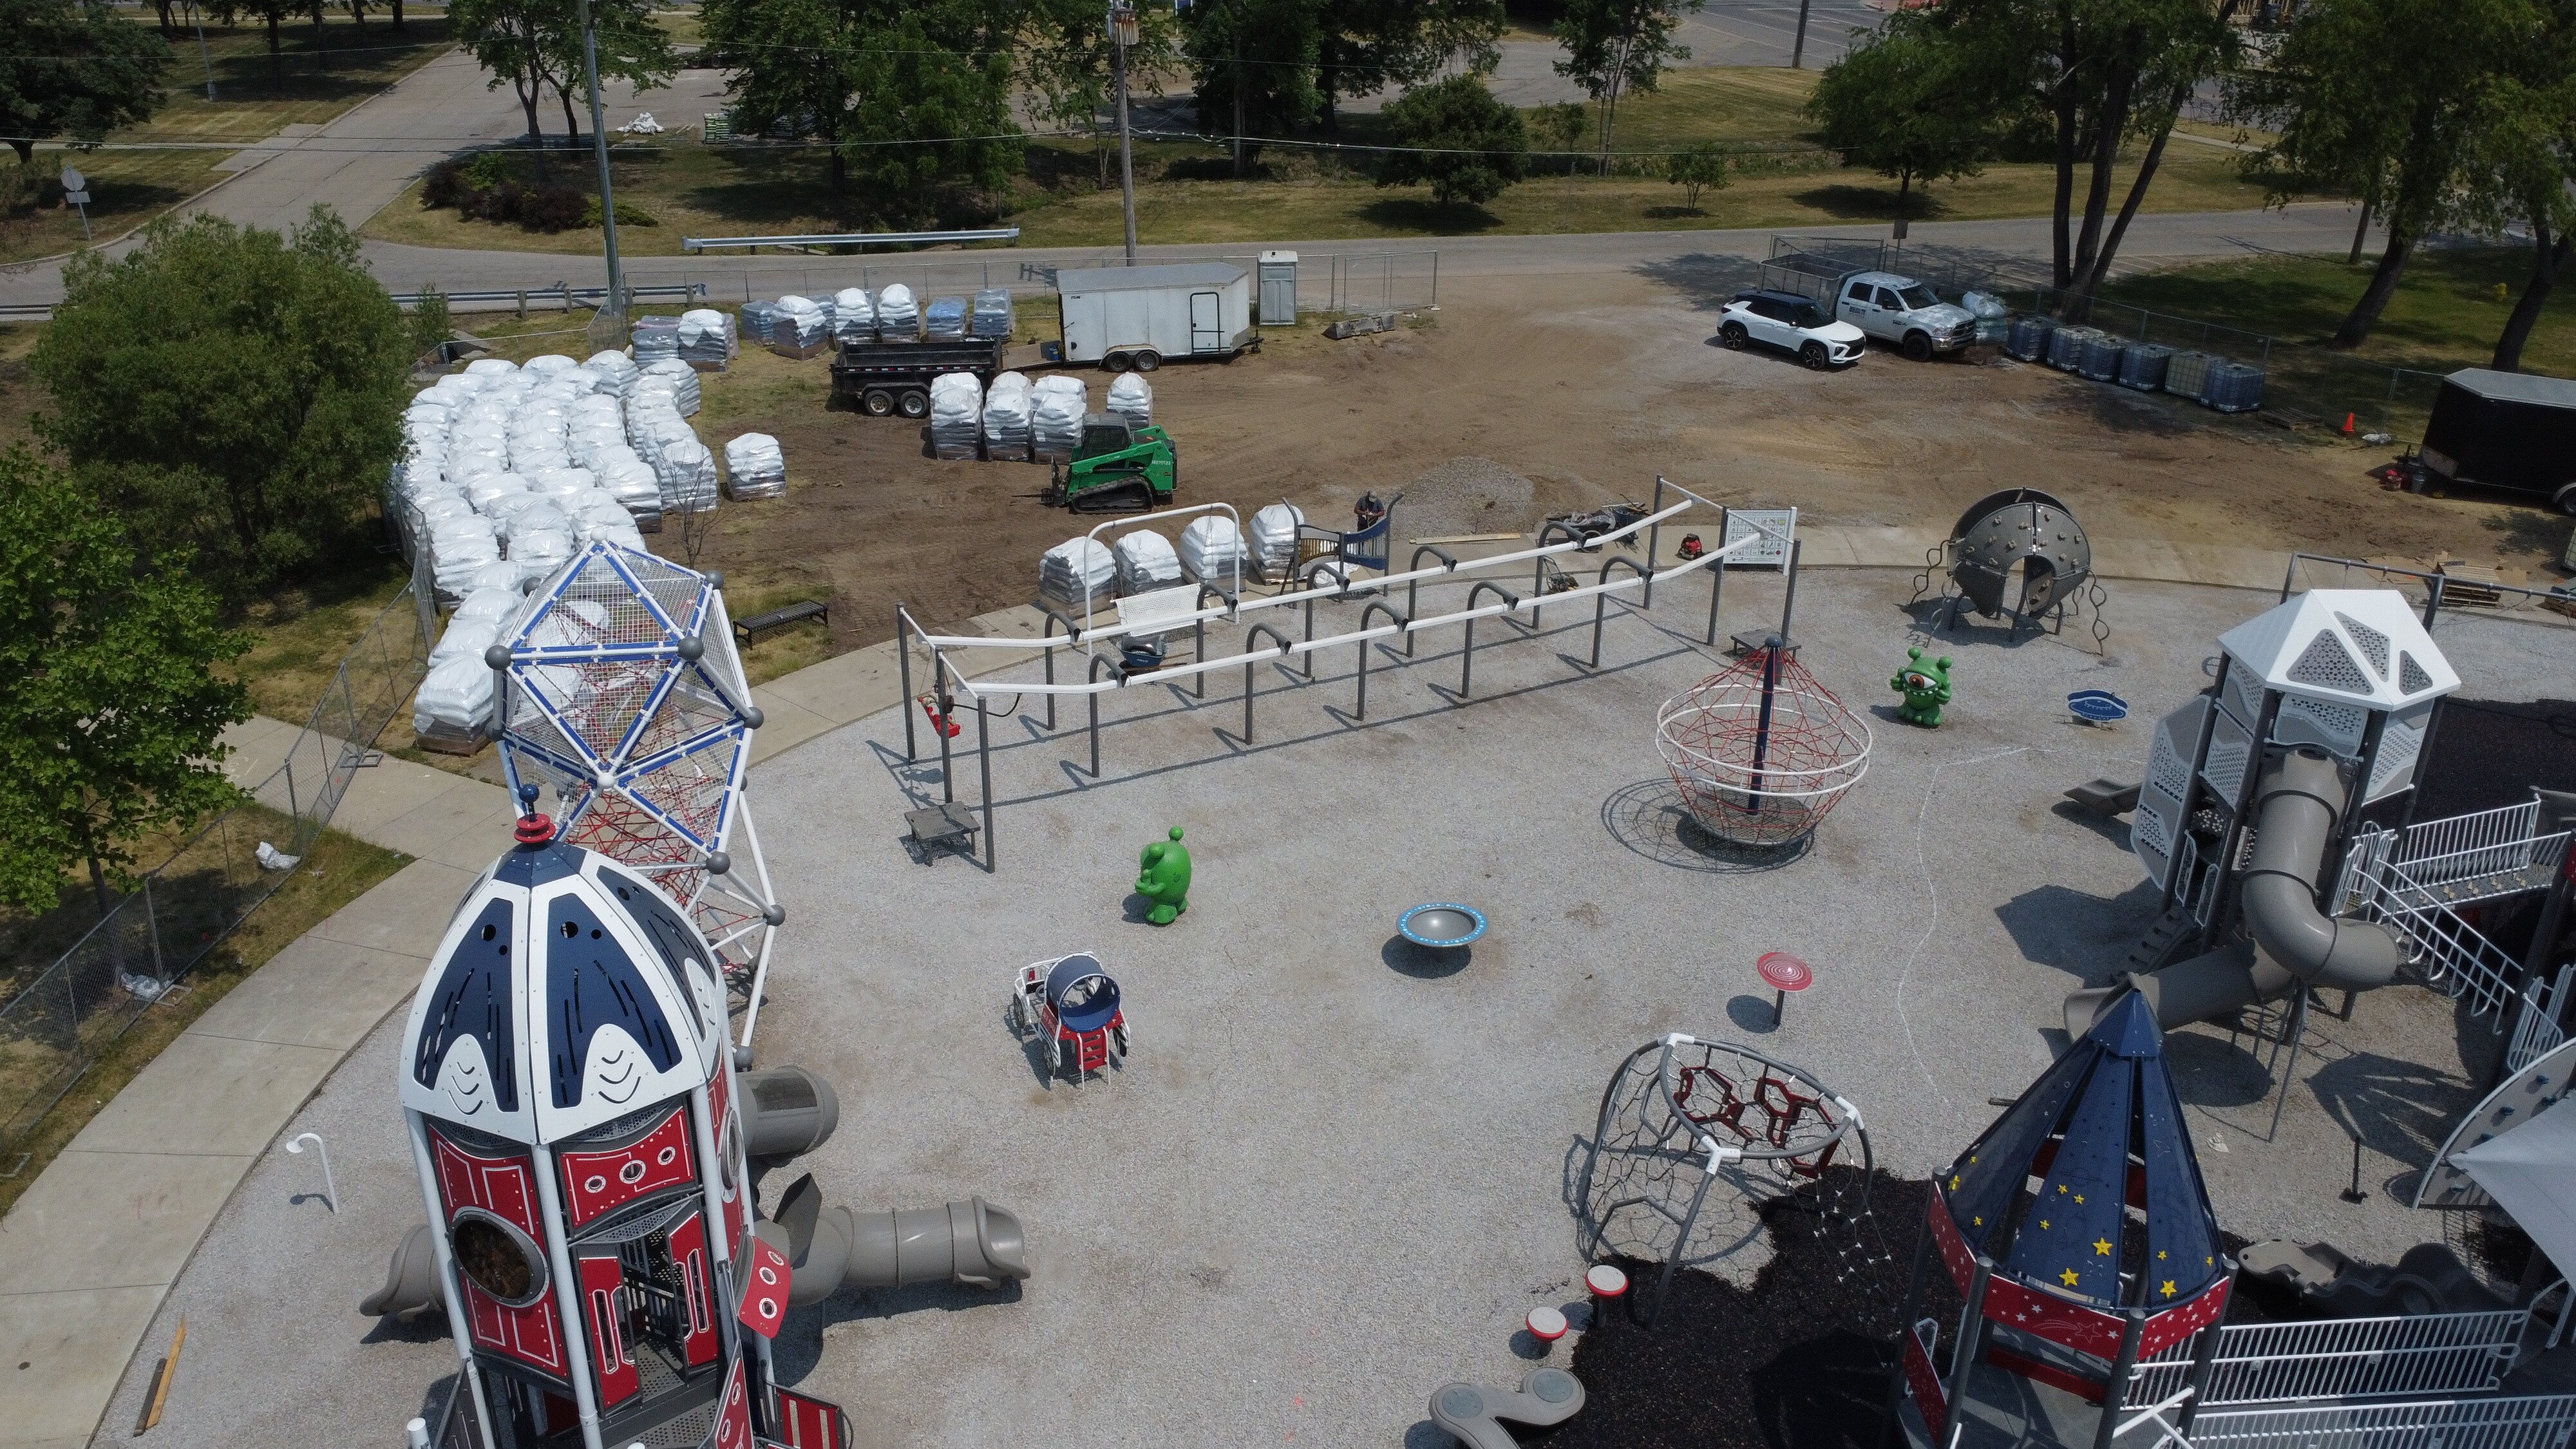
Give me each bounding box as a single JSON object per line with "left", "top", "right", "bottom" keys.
{"left": 1045, "top": 414, "right": 1179, "bottom": 513}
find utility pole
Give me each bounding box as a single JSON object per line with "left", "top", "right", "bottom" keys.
{"left": 1111, "top": 0, "right": 1140, "bottom": 265}
{"left": 574, "top": 0, "right": 626, "bottom": 330}
{"left": 1791, "top": 0, "right": 1813, "bottom": 68}
{"left": 190, "top": 1, "right": 216, "bottom": 100}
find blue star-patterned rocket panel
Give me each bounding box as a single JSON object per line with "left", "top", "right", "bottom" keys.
{"left": 2002, "top": 1052, "right": 2133, "bottom": 1304}
{"left": 2140, "top": 1049, "right": 2225, "bottom": 1303}
{"left": 1946, "top": 1044, "right": 2094, "bottom": 1253}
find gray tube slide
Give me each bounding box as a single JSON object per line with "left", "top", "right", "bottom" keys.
{"left": 2067, "top": 746, "right": 2405, "bottom": 1036}
{"left": 360, "top": 1222, "right": 444, "bottom": 1318}
{"left": 737, "top": 1065, "right": 838, "bottom": 1164}
{"left": 767, "top": 1173, "right": 1030, "bottom": 1307}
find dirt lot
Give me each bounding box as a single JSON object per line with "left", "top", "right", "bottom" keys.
{"left": 670, "top": 269, "right": 2571, "bottom": 669}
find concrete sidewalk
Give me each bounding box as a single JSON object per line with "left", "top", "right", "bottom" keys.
{"left": 0, "top": 526, "right": 2289, "bottom": 1448}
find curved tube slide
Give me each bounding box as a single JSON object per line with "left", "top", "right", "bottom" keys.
{"left": 2067, "top": 746, "right": 2404, "bottom": 1036}
{"left": 767, "top": 1173, "right": 1030, "bottom": 1306}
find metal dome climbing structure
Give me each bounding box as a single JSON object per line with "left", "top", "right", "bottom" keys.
{"left": 493, "top": 542, "right": 784, "bottom": 1039}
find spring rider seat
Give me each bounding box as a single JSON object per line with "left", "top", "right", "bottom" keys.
{"left": 1011, "top": 952, "right": 1131, "bottom": 1082}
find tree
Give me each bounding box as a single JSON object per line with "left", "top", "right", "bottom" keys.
{"left": 2231, "top": 0, "right": 2537, "bottom": 345}
{"left": 0, "top": 446, "right": 251, "bottom": 938}
{"left": 1913, "top": 0, "right": 2240, "bottom": 317}
{"left": 2468, "top": 61, "right": 2576, "bottom": 370}
{"left": 1377, "top": 71, "right": 1526, "bottom": 207}
{"left": 701, "top": 0, "right": 866, "bottom": 189}
{"left": 1664, "top": 140, "right": 1727, "bottom": 210}
{"left": 447, "top": 0, "right": 566, "bottom": 155}
{"left": 1805, "top": 21, "right": 1991, "bottom": 218}
{"left": 1184, "top": 0, "right": 1501, "bottom": 137}
{"left": 1550, "top": 0, "right": 1701, "bottom": 171}
{"left": 1025, "top": 0, "right": 1181, "bottom": 185}
{"left": 838, "top": 15, "right": 1020, "bottom": 223}
{"left": 32, "top": 207, "right": 412, "bottom": 591}
{"left": 208, "top": 0, "right": 298, "bottom": 88}
{"left": 0, "top": 0, "right": 173, "bottom": 166}
{"left": 543, "top": 0, "right": 677, "bottom": 144}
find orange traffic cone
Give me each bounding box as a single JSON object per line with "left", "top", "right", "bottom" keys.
{"left": 2342, "top": 412, "right": 2357, "bottom": 435}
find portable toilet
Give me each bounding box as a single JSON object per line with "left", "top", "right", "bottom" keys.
{"left": 1258, "top": 251, "right": 1298, "bottom": 326}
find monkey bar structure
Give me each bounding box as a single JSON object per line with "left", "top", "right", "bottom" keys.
{"left": 893, "top": 480, "right": 1797, "bottom": 869}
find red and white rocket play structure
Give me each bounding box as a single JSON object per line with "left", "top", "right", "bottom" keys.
{"left": 372, "top": 805, "right": 1027, "bottom": 1449}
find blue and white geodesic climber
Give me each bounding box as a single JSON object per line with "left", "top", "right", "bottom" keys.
{"left": 483, "top": 542, "right": 786, "bottom": 1040}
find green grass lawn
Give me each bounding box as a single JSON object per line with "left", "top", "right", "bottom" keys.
{"left": 2083, "top": 247, "right": 2576, "bottom": 433}
{"left": 1, "top": 10, "right": 455, "bottom": 265}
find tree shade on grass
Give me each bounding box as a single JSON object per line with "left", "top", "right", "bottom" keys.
{"left": 1804, "top": 21, "right": 1988, "bottom": 218}
{"left": 32, "top": 205, "right": 411, "bottom": 592}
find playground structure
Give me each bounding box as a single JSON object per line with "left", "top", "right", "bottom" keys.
{"left": 1010, "top": 952, "right": 1132, "bottom": 1082}
{"left": 890, "top": 480, "right": 1797, "bottom": 868}
{"left": 1917, "top": 487, "right": 2110, "bottom": 648}
{"left": 1656, "top": 643, "right": 1873, "bottom": 848}
{"left": 1575, "top": 1035, "right": 1877, "bottom": 1321}
{"left": 1889, "top": 992, "right": 2233, "bottom": 1449}
{"left": 486, "top": 543, "right": 789, "bottom": 1042}
{"left": 368, "top": 807, "right": 1027, "bottom": 1449}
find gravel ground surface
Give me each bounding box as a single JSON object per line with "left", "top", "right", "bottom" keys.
{"left": 96, "top": 571, "right": 2576, "bottom": 1448}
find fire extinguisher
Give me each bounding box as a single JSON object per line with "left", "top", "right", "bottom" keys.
{"left": 918, "top": 694, "right": 961, "bottom": 739}
{"left": 1677, "top": 533, "right": 1705, "bottom": 561}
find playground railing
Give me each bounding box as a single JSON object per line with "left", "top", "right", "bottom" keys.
{"left": 2183, "top": 1394, "right": 2576, "bottom": 1449}
{"left": 2129, "top": 1308, "right": 2530, "bottom": 1409}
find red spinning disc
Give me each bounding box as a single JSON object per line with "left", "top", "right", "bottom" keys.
{"left": 1757, "top": 952, "right": 1814, "bottom": 993}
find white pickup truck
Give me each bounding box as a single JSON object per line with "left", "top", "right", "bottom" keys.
{"left": 1757, "top": 254, "right": 1979, "bottom": 361}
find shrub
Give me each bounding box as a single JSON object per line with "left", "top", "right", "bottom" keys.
{"left": 421, "top": 159, "right": 472, "bottom": 211}
{"left": 580, "top": 196, "right": 659, "bottom": 227}
{"left": 1377, "top": 75, "right": 1528, "bottom": 208}
{"left": 518, "top": 186, "right": 587, "bottom": 232}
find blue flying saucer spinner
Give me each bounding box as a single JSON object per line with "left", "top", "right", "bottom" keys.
{"left": 2067, "top": 690, "right": 2130, "bottom": 724}
{"left": 1399, "top": 903, "right": 1488, "bottom": 949}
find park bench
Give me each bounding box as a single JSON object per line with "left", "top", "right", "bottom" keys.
{"left": 733, "top": 599, "right": 828, "bottom": 645}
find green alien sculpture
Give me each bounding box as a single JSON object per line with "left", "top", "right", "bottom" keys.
{"left": 1135, "top": 826, "right": 1191, "bottom": 925}
{"left": 1891, "top": 647, "right": 1954, "bottom": 728}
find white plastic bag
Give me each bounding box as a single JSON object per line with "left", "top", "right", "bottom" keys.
{"left": 1113, "top": 531, "right": 1183, "bottom": 595}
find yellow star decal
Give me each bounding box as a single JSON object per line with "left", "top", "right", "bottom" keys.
{"left": 2058, "top": 1184, "right": 2069, "bottom": 1194}
{"left": 1951, "top": 1175, "right": 1962, "bottom": 1190}
{"left": 1973, "top": 1216, "right": 1984, "bottom": 1226}
{"left": 2094, "top": 1239, "right": 2113, "bottom": 1256}
{"left": 2161, "top": 1280, "right": 2178, "bottom": 1298}
{"left": 2205, "top": 1256, "right": 2214, "bottom": 1266}
{"left": 2157, "top": 1250, "right": 2168, "bottom": 1260}
{"left": 2039, "top": 1219, "right": 2050, "bottom": 1230}
{"left": 2060, "top": 1268, "right": 2082, "bottom": 1287}
{"left": 2073, "top": 1194, "right": 2085, "bottom": 1204}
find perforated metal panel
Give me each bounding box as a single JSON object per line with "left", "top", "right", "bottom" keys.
{"left": 2133, "top": 789, "right": 2175, "bottom": 887}
{"left": 2221, "top": 658, "right": 2265, "bottom": 727}
{"left": 2367, "top": 703, "right": 2430, "bottom": 802}
{"left": 2334, "top": 611, "right": 2391, "bottom": 677}
{"left": 2202, "top": 706, "right": 2253, "bottom": 807}
{"left": 2275, "top": 694, "right": 2369, "bottom": 757}
{"left": 2400, "top": 652, "right": 2434, "bottom": 696}
{"left": 2286, "top": 631, "right": 2371, "bottom": 695}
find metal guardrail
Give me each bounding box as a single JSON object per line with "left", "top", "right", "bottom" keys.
{"left": 681, "top": 227, "right": 1020, "bottom": 253}
{"left": 2130, "top": 1309, "right": 2530, "bottom": 1408}
{"left": 386, "top": 283, "right": 705, "bottom": 312}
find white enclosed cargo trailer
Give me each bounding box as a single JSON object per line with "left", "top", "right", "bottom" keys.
{"left": 1056, "top": 262, "right": 1258, "bottom": 370}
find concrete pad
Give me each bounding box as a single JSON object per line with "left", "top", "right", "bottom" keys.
{"left": 1792, "top": 527, "right": 1866, "bottom": 566}
{"left": 0, "top": 1285, "right": 169, "bottom": 1446}
{"left": 66, "top": 1035, "right": 340, "bottom": 1159}
{"left": 1831, "top": 526, "right": 1947, "bottom": 569}
{"left": 2097, "top": 538, "right": 2193, "bottom": 583}
{"left": 0, "top": 1152, "right": 253, "bottom": 1295}
{"left": 757, "top": 643, "right": 905, "bottom": 729}
{"left": 744, "top": 693, "right": 838, "bottom": 766}
{"left": 367, "top": 788, "right": 522, "bottom": 869}
{"left": 182, "top": 937, "right": 423, "bottom": 1052}
{"left": 324, "top": 759, "right": 506, "bottom": 843}
{"left": 304, "top": 860, "right": 477, "bottom": 956}
{"left": 214, "top": 717, "right": 299, "bottom": 784}
{"left": 2175, "top": 545, "right": 2287, "bottom": 591}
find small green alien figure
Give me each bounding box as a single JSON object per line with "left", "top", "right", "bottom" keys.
{"left": 1135, "top": 826, "right": 1191, "bottom": 925}
{"left": 1891, "top": 647, "right": 1954, "bottom": 728}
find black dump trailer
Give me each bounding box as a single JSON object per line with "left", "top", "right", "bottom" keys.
{"left": 828, "top": 337, "right": 1005, "bottom": 419}
{"left": 2419, "top": 368, "right": 2576, "bottom": 514}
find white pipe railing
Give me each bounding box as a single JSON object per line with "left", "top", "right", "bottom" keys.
{"left": 2184, "top": 1394, "right": 2576, "bottom": 1449}
{"left": 2130, "top": 1308, "right": 2530, "bottom": 1408}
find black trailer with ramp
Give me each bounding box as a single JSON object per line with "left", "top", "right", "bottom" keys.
{"left": 2418, "top": 368, "right": 2576, "bottom": 513}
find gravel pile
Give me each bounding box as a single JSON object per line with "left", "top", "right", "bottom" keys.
{"left": 1402, "top": 455, "right": 1541, "bottom": 539}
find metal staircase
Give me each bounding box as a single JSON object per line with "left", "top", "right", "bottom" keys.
{"left": 2335, "top": 802, "right": 2571, "bottom": 1032}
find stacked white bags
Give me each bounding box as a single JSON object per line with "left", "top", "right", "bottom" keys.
{"left": 924, "top": 295, "right": 969, "bottom": 340}
{"left": 1039, "top": 536, "right": 1115, "bottom": 611}
{"left": 1032, "top": 375, "right": 1088, "bottom": 461}
{"left": 772, "top": 296, "right": 831, "bottom": 355}
{"left": 678, "top": 309, "right": 734, "bottom": 369}
{"left": 1177, "top": 515, "right": 1245, "bottom": 586}
{"left": 723, "top": 433, "right": 787, "bottom": 499}
{"left": 636, "top": 359, "right": 701, "bottom": 416}
{"left": 413, "top": 655, "right": 497, "bottom": 743}
{"left": 630, "top": 316, "right": 681, "bottom": 364}
{"left": 523, "top": 354, "right": 577, "bottom": 378}
{"left": 661, "top": 438, "right": 719, "bottom": 513}
{"left": 929, "top": 372, "right": 983, "bottom": 459}
{"left": 587, "top": 349, "right": 639, "bottom": 395}
{"left": 971, "top": 287, "right": 1014, "bottom": 340}
{"left": 982, "top": 371, "right": 1032, "bottom": 460}
{"left": 832, "top": 288, "right": 875, "bottom": 345}
{"left": 1250, "top": 502, "right": 1305, "bottom": 582}
{"left": 1113, "top": 531, "right": 1182, "bottom": 596}
{"left": 1107, "top": 373, "right": 1153, "bottom": 428}
{"left": 876, "top": 284, "right": 920, "bottom": 341}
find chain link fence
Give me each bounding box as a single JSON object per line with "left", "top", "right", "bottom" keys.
{"left": 0, "top": 572, "right": 433, "bottom": 1153}
{"left": 636, "top": 249, "right": 1444, "bottom": 320}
